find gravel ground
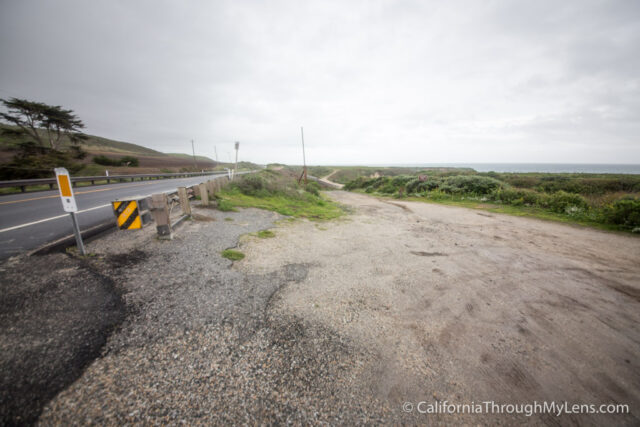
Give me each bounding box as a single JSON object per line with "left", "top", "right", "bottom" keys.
{"left": 4, "top": 192, "right": 639, "bottom": 425}
{"left": 1, "top": 203, "right": 394, "bottom": 425}
{"left": 238, "top": 191, "right": 640, "bottom": 426}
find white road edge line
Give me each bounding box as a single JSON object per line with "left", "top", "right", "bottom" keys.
{"left": 0, "top": 203, "right": 112, "bottom": 233}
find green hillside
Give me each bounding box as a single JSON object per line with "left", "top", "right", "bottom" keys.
{"left": 0, "top": 124, "right": 215, "bottom": 161}
{"left": 167, "top": 153, "right": 217, "bottom": 162}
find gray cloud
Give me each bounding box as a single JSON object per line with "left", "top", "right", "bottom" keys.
{"left": 1, "top": 0, "right": 638, "bottom": 164}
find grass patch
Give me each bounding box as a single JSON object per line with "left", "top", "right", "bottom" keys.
{"left": 217, "top": 199, "right": 237, "bottom": 212}
{"left": 214, "top": 170, "right": 345, "bottom": 221}
{"left": 221, "top": 249, "right": 245, "bottom": 261}
{"left": 224, "top": 217, "right": 234, "bottom": 222}
{"left": 218, "top": 188, "right": 343, "bottom": 220}
{"left": 257, "top": 230, "right": 275, "bottom": 238}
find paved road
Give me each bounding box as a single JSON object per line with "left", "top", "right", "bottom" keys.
{"left": 0, "top": 174, "right": 232, "bottom": 259}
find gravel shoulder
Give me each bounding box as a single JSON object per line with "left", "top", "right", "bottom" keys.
{"left": 238, "top": 191, "right": 640, "bottom": 425}
{"left": 1, "top": 203, "right": 394, "bottom": 425}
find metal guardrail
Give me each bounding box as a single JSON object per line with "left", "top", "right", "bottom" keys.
{"left": 0, "top": 171, "right": 228, "bottom": 192}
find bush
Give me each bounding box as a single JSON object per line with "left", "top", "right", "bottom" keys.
{"left": 441, "top": 175, "right": 503, "bottom": 195}
{"left": 120, "top": 156, "right": 139, "bottom": 167}
{"left": 305, "top": 181, "right": 321, "bottom": 196}
{"left": 379, "top": 183, "right": 397, "bottom": 194}
{"left": 406, "top": 178, "right": 441, "bottom": 194}
{"left": 0, "top": 142, "right": 83, "bottom": 179}
{"left": 344, "top": 177, "right": 366, "bottom": 191}
{"left": 93, "top": 155, "right": 121, "bottom": 166}
{"left": 93, "top": 155, "right": 139, "bottom": 167}
{"left": 492, "top": 188, "right": 542, "bottom": 206}
{"left": 603, "top": 198, "right": 640, "bottom": 228}
{"left": 391, "top": 175, "right": 414, "bottom": 187}
{"left": 548, "top": 191, "right": 589, "bottom": 214}
{"left": 234, "top": 175, "right": 265, "bottom": 196}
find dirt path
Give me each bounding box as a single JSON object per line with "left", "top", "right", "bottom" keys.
{"left": 238, "top": 191, "right": 640, "bottom": 425}
{"left": 319, "top": 170, "right": 344, "bottom": 189}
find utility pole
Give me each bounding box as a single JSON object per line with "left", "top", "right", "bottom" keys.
{"left": 234, "top": 141, "right": 239, "bottom": 178}
{"left": 214, "top": 145, "right": 218, "bottom": 163}
{"left": 299, "top": 126, "right": 307, "bottom": 184}
{"left": 191, "top": 139, "right": 198, "bottom": 170}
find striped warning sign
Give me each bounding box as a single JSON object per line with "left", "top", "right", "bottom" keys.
{"left": 112, "top": 200, "right": 142, "bottom": 229}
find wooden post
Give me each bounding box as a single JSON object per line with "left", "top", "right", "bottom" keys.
{"left": 177, "top": 187, "right": 191, "bottom": 216}
{"left": 150, "top": 193, "right": 172, "bottom": 239}
{"left": 199, "top": 183, "right": 209, "bottom": 206}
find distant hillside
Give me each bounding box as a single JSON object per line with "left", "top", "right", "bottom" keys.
{"left": 0, "top": 125, "right": 225, "bottom": 177}
{"left": 167, "top": 153, "right": 217, "bottom": 162}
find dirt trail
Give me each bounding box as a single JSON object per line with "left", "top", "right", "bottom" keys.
{"left": 238, "top": 191, "right": 640, "bottom": 425}
{"left": 319, "top": 170, "right": 344, "bottom": 189}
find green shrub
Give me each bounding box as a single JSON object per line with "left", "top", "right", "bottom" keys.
{"left": 93, "top": 155, "right": 121, "bottom": 166}
{"left": 406, "top": 178, "right": 441, "bottom": 194}
{"left": 344, "top": 177, "right": 366, "bottom": 190}
{"left": 492, "top": 188, "right": 542, "bottom": 206}
{"left": 548, "top": 191, "right": 588, "bottom": 214}
{"left": 305, "top": 181, "right": 321, "bottom": 196}
{"left": 120, "top": 156, "right": 139, "bottom": 167}
{"left": 234, "top": 175, "right": 265, "bottom": 196}
{"left": 441, "top": 175, "right": 503, "bottom": 195}
{"left": 93, "top": 155, "right": 139, "bottom": 167}
{"left": 0, "top": 142, "right": 83, "bottom": 179}
{"left": 391, "top": 175, "right": 414, "bottom": 187}
{"left": 379, "top": 183, "right": 397, "bottom": 194}
{"left": 603, "top": 198, "right": 640, "bottom": 228}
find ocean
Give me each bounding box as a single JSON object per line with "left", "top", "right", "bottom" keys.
{"left": 379, "top": 163, "right": 640, "bottom": 174}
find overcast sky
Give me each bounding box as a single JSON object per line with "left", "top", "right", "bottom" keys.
{"left": 1, "top": 0, "right": 639, "bottom": 165}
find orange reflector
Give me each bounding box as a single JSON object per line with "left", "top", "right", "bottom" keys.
{"left": 58, "top": 174, "right": 72, "bottom": 197}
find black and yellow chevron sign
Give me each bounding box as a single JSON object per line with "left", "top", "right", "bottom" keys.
{"left": 112, "top": 200, "right": 142, "bottom": 229}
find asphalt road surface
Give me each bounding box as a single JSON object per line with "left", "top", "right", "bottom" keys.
{"left": 0, "top": 174, "right": 232, "bottom": 259}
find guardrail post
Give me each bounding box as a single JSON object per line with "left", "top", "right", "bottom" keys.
{"left": 177, "top": 187, "right": 191, "bottom": 216}
{"left": 150, "top": 193, "right": 172, "bottom": 239}
{"left": 206, "top": 180, "right": 216, "bottom": 198}
{"left": 199, "top": 183, "right": 209, "bottom": 206}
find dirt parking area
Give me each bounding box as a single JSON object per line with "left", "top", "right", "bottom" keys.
{"left": 1, "top": 191, "right": 639, "bottom": 425}
{"left": 237, "top": 191, "right": 640, "bottom": 425}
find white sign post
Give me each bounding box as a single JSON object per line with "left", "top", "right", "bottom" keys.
{"left": 54, "top": 167, "right": 85, "bottom": 255}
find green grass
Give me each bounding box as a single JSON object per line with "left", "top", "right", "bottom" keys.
{"left": 218, "top": 188, "right": 343, "bottom": 220}
{"left": 217, "top": 199, "right": 237, "bottom": 212}
{"left": 257, "top": 230, "right": 275, "bottom": 238}
{"left": 221, "top": 249, "right": 245, "bottom": 261}
{"left": 224, "top": 217, "right": 234, "bottom": 222}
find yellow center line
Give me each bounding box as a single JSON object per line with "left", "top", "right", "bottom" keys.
{"left": 0, "top": 180, "right": 177, "bottom": 206}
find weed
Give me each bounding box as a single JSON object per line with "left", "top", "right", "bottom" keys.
{"left": 257, "top": 230, "right": 275, "bottom": 238}
{"left": 221, "top": 249, "right": 245, "bottom": 261}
